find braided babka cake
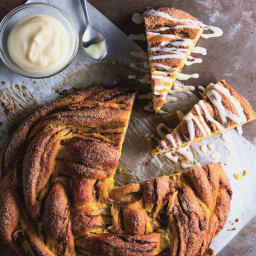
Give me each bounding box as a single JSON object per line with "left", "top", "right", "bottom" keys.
{"left": 0, "top": 85, "right": 232, "bottom": 256}
{"left": 154, "top": 80, "right": 256, "bottom": 154}
{"left": 144, "top": 7, "right": 204, "bottom": 112}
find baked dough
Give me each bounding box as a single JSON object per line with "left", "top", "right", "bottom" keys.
{"left": 144, "top": 7, "right": 204, "bottom": 112}
{"left": 0, "top": 86, "right": 231, "bottom": 256}
{"left": 154, "top": 80, "right": 256, "bottom": 154}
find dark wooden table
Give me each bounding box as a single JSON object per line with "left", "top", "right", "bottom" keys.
{"left": 1, "top": 1, "right": 256, "bottom": 256}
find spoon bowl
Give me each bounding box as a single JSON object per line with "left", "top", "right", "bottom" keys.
{"left": 80, "top": 0, "right": 107, "bottom": 60}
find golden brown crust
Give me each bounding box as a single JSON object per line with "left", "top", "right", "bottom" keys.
{"left": 0, "top": 86, "right": 231, "bottom": 255}
{"left": 0, "top": 85, "right": 136, "bottom": 255}
{"left": 154, "top": 80, "right": 256, "bottom": 154}
{"left": 144, "top": 7, "right": 204, "bottom": 112}
{"left": 107, "top": 163, "right": 231, "bottom": 256}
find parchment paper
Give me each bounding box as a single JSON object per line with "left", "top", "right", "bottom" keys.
{"left": 0, "top": 0, "right": 256, "bottom": 255}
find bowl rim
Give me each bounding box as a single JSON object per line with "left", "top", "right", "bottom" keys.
{"left": 0, "top": 2, "right": 79, "bottom": 79}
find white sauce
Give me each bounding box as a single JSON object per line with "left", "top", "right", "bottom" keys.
{"left": 165, "top": 152, "right": 179, "bottom": 163}
{"left": 201, "top": 25, "right": 223, "bottom": 39}
{"left": 210, "top": 151, "right": 221, "bottom": 160}
{"left": 198, "top": 85, "right": 206, "bottom": 92}
{"left": 169, "top": 81, "right": 195, "bottom": 95}
{"left": 177, "top": 73, "right": 199, "bottom": 80}
{"left": 131, "top": 13, "right": 144, "bottom": 24}
{"left": 192, "top": 47, "right": 207, "bottom": 55}
{"left": 129, "top": 63, "right": 149, "bottom": 73}
{"left": 8, "top": 14, "right": 70, "bottom": 72}
{"left": 200, "top": 144, "right": 208, "bottom": 153}
{"left": 185, "top": 56, "right": 202, "bottom": 66}
{"left": 176, "top": 110, "right": 184, "bottom": 120}
{"left": 166, "top": 95, "right": 177, "bottom": 103}
{"left": 84, "top": 40, "right": 107, "bottom": 59}
{"left": 128, "top": 74, "right": 136, "bottom": 79}
{"left": 236, "top": 125, "right": 243, "bottom": 135}
{"left": 221, "top": 133, "right": 227, "bottom": 141}
{"left": 207, "top": 143, "right": 215, "bottom": 151}
{"left": 128, "top": 33, "right": 146, "bottom": 41}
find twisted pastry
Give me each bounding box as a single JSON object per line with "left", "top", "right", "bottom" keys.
{"left": 0, "top": 86, "right": 232, "bottom": 256}
{"left": 0, "top": 85, "right": 136, "bottom": 255}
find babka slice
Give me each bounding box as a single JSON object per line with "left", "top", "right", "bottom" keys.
{"left": 144, "top": 7, "right": 204, "bottom": 112}
{"left": 154, "top": 80, "right": 256, "bottom": 154}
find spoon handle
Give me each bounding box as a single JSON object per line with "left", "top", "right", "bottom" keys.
{"left": 80, "top": 0, "right": 91, "bottom": 25}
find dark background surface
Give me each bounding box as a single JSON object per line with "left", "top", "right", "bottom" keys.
{"left": 0, "top": 1, "right": 256, "bottom": 255}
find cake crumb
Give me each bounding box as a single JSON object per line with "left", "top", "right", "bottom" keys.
{"left": 233, "top": 173, "right": 243, "bottom": 180}
{"left": 117, "top": 168, "right": 125, "bottom": 174}
{"left": 243, "top": 170, "right": 248, "bottom": 176}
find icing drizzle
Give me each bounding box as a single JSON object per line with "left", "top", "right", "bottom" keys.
{"left": 143, "top": 8, "right": 223, "bottom": 108}
{"left": 160, "top": 82, "right": 248, "bottom": 150}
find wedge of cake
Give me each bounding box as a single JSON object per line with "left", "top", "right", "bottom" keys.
{"left": 154, "top": 80, "right": 256, "bottom": 154}
{"left": 144, "top": 7, "right": 205, "bottom": 112}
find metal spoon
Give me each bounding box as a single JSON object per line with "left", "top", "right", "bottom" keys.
{"left": 80, "top": 0, "right": 107, "bottom": 60}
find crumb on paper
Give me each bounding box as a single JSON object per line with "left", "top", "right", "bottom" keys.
{"left": 233, "top": 173, "right": 243, "bottom": 180}
{"left": 235, "top": 218, "right": 239, "bottom": 223}
{"left": 243, "top": 170, "right": 248, "bottom": 176}
{"left": 117, "top": 168, "right": 125, "bottom": 174}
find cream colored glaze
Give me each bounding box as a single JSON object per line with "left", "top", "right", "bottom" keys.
{"left": 84, "top": 40, "right": 107, "bottom": 59}
{"left": 200, "top": 144, "right": 208, "bottom": 153}
{"left": 8, "top": 14, "right": 69, "bottom": 72}
{"left": 192, "top": 46, "right": 207, "bottom": 55}
{"left": 236, "top": 125, "right": 243, "bottom": 135}
{"left": 207, "top": 143, "right": 215, "bottom": 151}
{"left": 156, "top": 123, "right": 171, "bottom": 139}
{"left": 201, "top": 25, "right": 223, "bottom": 39}
{"left": 131, "top": 13, "right": 144, "bottom": 24}
{"left": 161, "top": 82, "right": 249, "bottom": 151}
{"left": 177, "top": 73, "right": 199, "bottom": 80}
{"left": 185, "top": 56, "right": 202, "bottom": 66}
{"left": 128, "top": 33, "right": 146, "bottom": 41}
{"left": 210, "top": 151, "right": 221, "bottom": 160}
